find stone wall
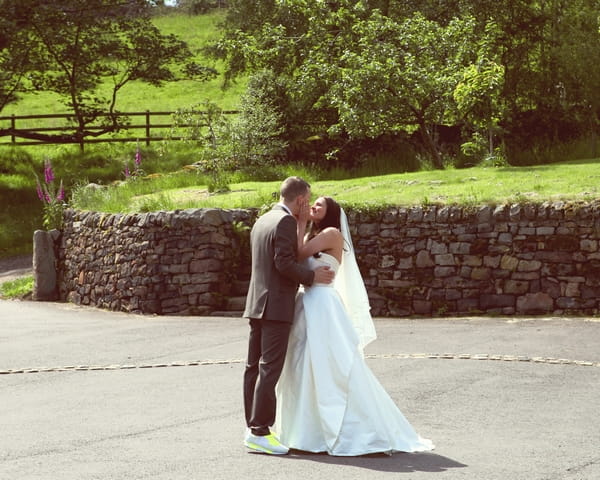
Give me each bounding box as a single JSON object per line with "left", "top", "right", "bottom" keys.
{"left": 57, "top": 201, "right": 600, "bottom": 316}
{"left": 346, "top": 202, "right": 600, "bottom": 316}
{"left": 57, "top": 208, "right": 256, "bottom": 315}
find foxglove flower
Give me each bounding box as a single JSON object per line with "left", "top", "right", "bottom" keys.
{"left": 57, "top": 181, "right": 65, "bottom": 202}
{"left": 36, "top": 180, "right": 45, "bottom": 202}
{"left": 44, "top": 158, "right": 55, "bottom": 184}
{"left": 135, "top": 145, "right": 142, "bottom": 166}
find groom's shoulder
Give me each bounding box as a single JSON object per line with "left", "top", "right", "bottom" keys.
{"left": 255, "top": 206, "right": 291, "bottom": 229}
{"left": 263, "top": 205, "right": 288, "bottom": 219}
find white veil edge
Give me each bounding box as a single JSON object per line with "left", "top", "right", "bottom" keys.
{"left": 334, "top": 208, "right": 377, "bottom": 352}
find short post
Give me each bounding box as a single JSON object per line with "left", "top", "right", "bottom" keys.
{"left": 32, "top": 229, "right": 60, "bottom": 301}
{"left": 145, "top": 110, "right": 151, "bottom": 146}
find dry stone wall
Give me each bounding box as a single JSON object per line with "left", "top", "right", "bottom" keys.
{"left": 58, "top": 208, "right": 256, "bottom": 315}
{"left": 346, "top": 202, "right": 600, "bottom": 316}
{"left": 57, "top": 201, "right": 600, "bottom": 317}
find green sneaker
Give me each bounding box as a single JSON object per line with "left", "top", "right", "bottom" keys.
{"left": 244, "top": 431, "right": 289, "bottom": 455}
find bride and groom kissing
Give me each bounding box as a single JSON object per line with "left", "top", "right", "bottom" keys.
{"left": 243, "top": 176, "right": 434, "bottom": 456}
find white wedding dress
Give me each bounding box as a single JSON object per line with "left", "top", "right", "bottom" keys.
{"left": 275, "top": 253, "right": 434, "bottom": 456}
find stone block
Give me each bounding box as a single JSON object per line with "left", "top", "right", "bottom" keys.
{"left": 434, "top": 266, "right": 456, "bottom": 277}
{"left": 397, "top": 257, "right": 413, "bottom": 269}
{"left": 480, "top": 294, "right": 515, "bottom": 309}
{"left": 429, "top": 240, "right": 448, "bottom": 254}
{"left": 461, "top": 255, "right": 482, "bottom": 267}
{"left": 503, "top": 280, "right": 529, "bottom": 295}
{"left": 517, "top": 259, "right": 542, "bottom": 272}
{"left": 190, "top": 258, "right": 222, "bottom": 273}
{"left": 435, "top": 253, "right": 455, "bottom": 266}
{"left": 415, "top": 250, "right": 434, "bottom": 268}
{"left": 408, "top": 207, "right": 424, "bottom": 222}
{"left": 413, "top": 300, "right": 432, "bottom": 315}
{"left": 471, "top": 267, "right": 491, "bottom": 280}
{"left": 33, "top": 230, "right": 58, "bottom": 301}
{"left": 580, "top": 239, "right": 598, "bottom": 252}
{"left": 516, "top": 292, "right": 553, "bottom": 313}
{"left": 449, "top": 242, "right": 471, "bottom": 254}
{"left": 380, "top": 255, "right": 396, "bottom": 269}
{"left": 500, "top": 255, "right": 519, "bottom": 271}
{"left": 545, "top": 235, "right": 579, "bottom": 252}
{"left": 476, "top": 205, "right": 493, "bottom": 223}
{"left": 456, "top": 298, "right": 480, "bottom": 312}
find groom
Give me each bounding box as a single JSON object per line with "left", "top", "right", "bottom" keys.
{"left": 243, "top": 176, "right": 334, "bottom": 455}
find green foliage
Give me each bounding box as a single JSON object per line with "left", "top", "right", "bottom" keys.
{"left": 327, "top": 12, "right": 479, "bottom": 168}
{"left": 230, "top": 70, "right": 288, "bottom": 170}
{"left": 34, "top": 159, "right": 66, "bottom": 230}
{"left": 170, "top": 100, "right": 236, "bottom": 190}
{"left": 176, "top": 0, "right": 225, "bottom": 15}
{"left": 0, "top": 0, "right": 212, "bottom": 145}
{"left": 212, "top": 0, "right": 600, "bottom": 167}
{"left": 137, "top": 191, "right": 174, "bottom": 212}
{"left": 454, "top": 58, "right": 505, "bottom": 158}
{"left": 0, "top": 148, "right": 36, "bottom": 176}
{"left": 0, "top": 275, "right": 33, "bottom": 299}
{"left": 170, "top": 74, "right": 288, "bottom": 190}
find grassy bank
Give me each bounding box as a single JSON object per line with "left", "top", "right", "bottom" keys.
{"left": 72, "top": 158, "right": 600, "bottom": 213}
{"left": 2, "top": 10, "right": 599, "bottom": 258}
{"left": 0, "top": 10, "right": 245, "bottom": 257}
{"left": 0, "top": 10, "right": 245, "bottom": 121}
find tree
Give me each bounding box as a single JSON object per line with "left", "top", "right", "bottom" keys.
{"left": 0, "top": 1, "right": 38, "bottom": 112}
{"left": 0, "top": 0, "right": 213, "bottom": 148}
{"left": 324, "top": 12, "right": 479, "bottom": 169}
{"left": 212, "top": 1, "right": 482, "bottom": 168}
{"left": 458, "top": 0, "right": 600, "bottom": 151}
{"left": 213, "top": 0, "right": 600, "bottom": 166}
{"left": 453, "top": 22, "right": 506, "bottom": 161}
{"left": 454, "top": 60, "right": 505, "bottom": 161}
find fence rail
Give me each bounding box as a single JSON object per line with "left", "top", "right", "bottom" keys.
{"left": 0, "top": 110, "right": 238, "bottom": 147}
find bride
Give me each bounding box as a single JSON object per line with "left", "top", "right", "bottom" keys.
{"left": 275, "top": 196, "right": 434, "bottom": 456}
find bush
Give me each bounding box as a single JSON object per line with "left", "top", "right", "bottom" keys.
{"left": 0, "top": 148, "right": 36, "bottom": 176}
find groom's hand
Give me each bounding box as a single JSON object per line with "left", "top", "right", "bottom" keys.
{"left": 296, "top": 199, "right": 310, "bottom": 224}
{"left": 314, "top": 266, "right": 334, "bottom": 284}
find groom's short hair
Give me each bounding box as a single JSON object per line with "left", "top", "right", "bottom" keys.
{"left": 280, "top": 176, "right": 310, "bottom": 201}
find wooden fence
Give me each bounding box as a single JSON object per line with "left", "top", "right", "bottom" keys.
{"left": 0, "top": 110, "right": 238, "bottom": 148}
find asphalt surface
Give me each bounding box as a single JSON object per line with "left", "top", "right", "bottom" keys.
{"left": 0, "top": 254, "right": 32, "bottom": 285}
{"left": 1, "top": 299, "right": 599, "bottom": 480}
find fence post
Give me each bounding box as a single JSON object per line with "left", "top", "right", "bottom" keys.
{"left": 11, "top": 115, "right": 15, "bottom": 144}
{"left": 145, "top": 110, "right": 150, "bottom": 146}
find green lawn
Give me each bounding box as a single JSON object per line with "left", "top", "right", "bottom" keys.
{"left": 2, "top": 11, "right": 599, "bottom": 258}
{"left": 71, "top": 158, "right": 600, "bottom": 214}
{"left": 1, "top": 10, "right": 246, "bottom": 122}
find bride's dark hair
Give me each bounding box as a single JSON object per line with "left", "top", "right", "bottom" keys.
{"left": 309, "top": 196, "right": 341, "bottom": 237}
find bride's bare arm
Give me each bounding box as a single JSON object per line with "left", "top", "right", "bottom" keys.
{"left": 298, "top": 227, "right": 343, "bottom": 262}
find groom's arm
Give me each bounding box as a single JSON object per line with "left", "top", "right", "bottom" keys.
{"left": 274, "top": 215, "right": 315, "bottom": 286}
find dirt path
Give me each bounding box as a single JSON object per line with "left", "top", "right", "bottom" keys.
{"left": 0, "top": 254, "right": 33, "bottom": 284}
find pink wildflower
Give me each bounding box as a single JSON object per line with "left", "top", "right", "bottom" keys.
{"left": 135, "top": 146, "right": 142, "bottom": 166}
{"left": 124, "top": 162, "right": 131, "bottom": 178}
{"left": 36, "top": 180, "right": 45, "bottom": 201}
{"left": 57, "top": 181, "right": 65, "bottom": 202}
{"left": 44, "top": 158, "right": 55, "bottom": 184}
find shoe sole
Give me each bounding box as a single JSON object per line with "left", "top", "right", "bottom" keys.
{"left": 245, "top": 441, "right": 288, "bottom": 455}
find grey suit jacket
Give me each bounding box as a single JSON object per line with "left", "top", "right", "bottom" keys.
{"left": 243, "top": 204, "right": 315, "bottom": 322}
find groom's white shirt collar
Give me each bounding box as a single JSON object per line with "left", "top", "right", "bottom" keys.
{"left": 278, "top": 203, "right": 292, "bottom": 216}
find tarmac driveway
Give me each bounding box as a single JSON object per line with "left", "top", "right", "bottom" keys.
{"left": 1, "top": 299, "right": 599, "bottom": 480}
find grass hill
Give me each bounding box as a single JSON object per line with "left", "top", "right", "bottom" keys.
{"left": 0, "top": 10, "right": 246, "bottom": 257}
{"left": 2, "top": 11, "right": 600, "bottom": 259}
{"left": 1, "top": 10, "right": 245, "bottom": 118}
